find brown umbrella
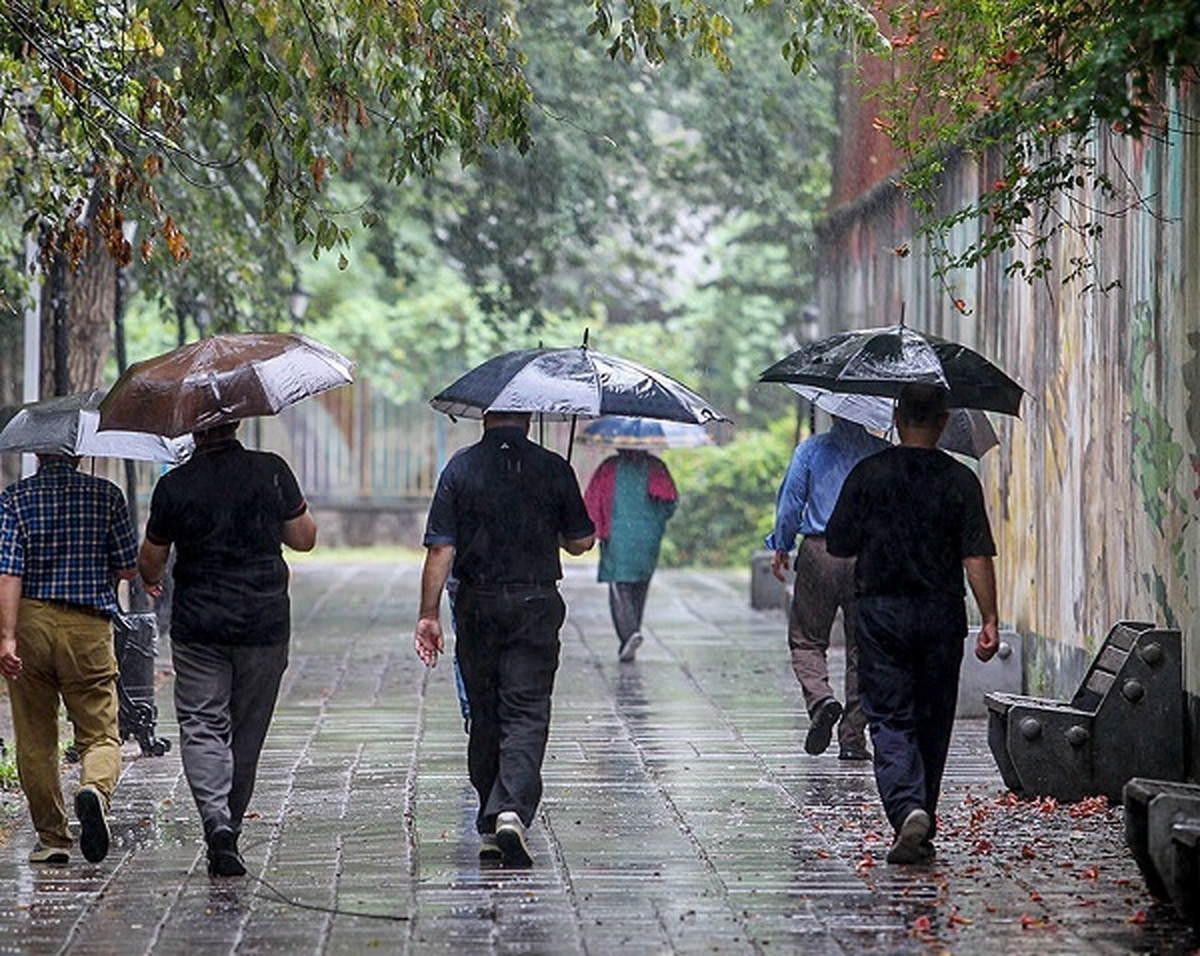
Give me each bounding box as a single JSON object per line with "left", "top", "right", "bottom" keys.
{"left": 98, "top": 333, "right": 354, "bottom": 438}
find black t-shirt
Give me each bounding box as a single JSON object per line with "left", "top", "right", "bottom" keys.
{"left": 145, "top": 439, "right": 307, "bottom": 644}
{"left": 423, "top": 427, "right": 594, "bottom": 587}
{"left": 825, "top": 446, "right": 996, "bottom": 598}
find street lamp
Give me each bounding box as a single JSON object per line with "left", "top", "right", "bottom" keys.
{"left": 288, "top": 278, "right": 311, "bottom": 326}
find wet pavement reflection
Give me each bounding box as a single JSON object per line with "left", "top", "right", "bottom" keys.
{"left": 0, "top": 561, "right": 1195, "bottom": 954}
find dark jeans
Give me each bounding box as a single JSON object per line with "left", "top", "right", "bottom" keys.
{"left": 855, "top": 594, "right": 966, "bottom": 836}
{"left": 608, "top": 580, "right": 650, "bottom": 645}
{"left": 454, "top": 584, "right": 566, "bottom": 834}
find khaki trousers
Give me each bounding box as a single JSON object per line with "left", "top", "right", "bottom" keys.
{"left": 8, "top": 600, "right": 121, "bottom": 848}
{"left": 787, "top": 536, "right": 867, "bottom": 750}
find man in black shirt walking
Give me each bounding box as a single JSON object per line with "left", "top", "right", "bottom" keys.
{"left": 415, "top": 411, "right": 595, "bottom": 867}
{"left": 827, "top": 384, "right": 1000, "bottom": 865}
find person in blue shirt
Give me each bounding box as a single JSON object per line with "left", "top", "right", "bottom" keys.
{"left": 766, "top": 416, "right": 889, "bottom": 760}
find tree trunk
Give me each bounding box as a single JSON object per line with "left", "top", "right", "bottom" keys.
{"left": 39, "top": 213, "right": 116, "bottom": 396}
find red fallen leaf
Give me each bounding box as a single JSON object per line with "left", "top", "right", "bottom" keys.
{"left": 970, "top": 839, "right": 993, "bottom": 855}
{"left": 1036, "top": 796, "right": 1058, "bottom": 813}
{"left": 857, "top": 853, "right": 876, "bottom": 870}
{"left": 1079, "top": 865, "right": 1100, "bottom": 880}
{"left": 1127, "top": 909, "right": 1147, "bottom": 924}
{"left": 815, "top": 848, "right": 830, "bottom": 859}
{"left": 1020, "top": 913, "right": 1047, "bottom": 930}
{"left": 911, "top": 915, "right": 934, "bottom": 937}
{"left": 1029, "top": 891, "right": 1043, "bottom": 902}
{"left": 864, "top": 830, "right": 883, "bottom": 843}
{"left": 948, "top": 911, "right": 973, "bottom": 927}
{"left": 1021, "top": 845, "right": 1037, "bottom": 859}
{"left": 1078, "top": 898, "right": 1098, "bottom": 907}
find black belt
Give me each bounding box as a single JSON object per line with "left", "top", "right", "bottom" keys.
{"left": 459, "top": 582, "right": 557, "bottom": 594}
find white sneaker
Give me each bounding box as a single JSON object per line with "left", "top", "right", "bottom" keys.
{"left": 29, "top": 843, "right": 70, "bottom": 865}
{"left": 494, "top": 811, "right": 533, "bottom": 867}
{"left": 618, "top": 632, "right": 643, "bottom": 662}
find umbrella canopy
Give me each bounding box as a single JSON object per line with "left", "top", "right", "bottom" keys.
{"left": 98, "top": 333, "right": 355, "bottom": 438}
{"left": 759, "top": 324, "right": 1024, "bottom": 416}
{"left": 430, "top": 347, "right": 728, "bottom": 424}
{"left": 578, "top": 416, "right": 714, "bottom": 450}
{"left": 787, "top": 384, "right": 999, "bottom": 460}
{"left": 0, "top": 390, "right": 191, "bottom": 462}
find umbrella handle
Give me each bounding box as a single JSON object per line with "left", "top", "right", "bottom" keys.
{"left": 566, "top": 414, "right": 577, "bottom": 463}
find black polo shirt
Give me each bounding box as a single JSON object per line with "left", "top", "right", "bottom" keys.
{"left": 423, "top": 427, "right": 594, "bottom": 587}
{"left": 145, "top": 438, "right": 307, "bottom": 644}
{"left": 826, "top": 445, "right": 996, "bottom": 598}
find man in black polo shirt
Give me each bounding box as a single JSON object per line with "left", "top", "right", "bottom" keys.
{"left": 415, "top": 411, "right": 595, "bottom": 868}
{"left": 826, "top": 384, "right": 1000, "bottom": 865}
{"left": 138, "top": 422, "right": 317, "bottom": 876}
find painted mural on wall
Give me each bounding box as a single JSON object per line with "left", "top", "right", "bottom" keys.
{"left": 816, "top": 83, "right": 1199, "bottom": 702}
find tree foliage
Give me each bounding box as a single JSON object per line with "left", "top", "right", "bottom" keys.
{"left": 873, "top": 0, "right": 1200, "bottom": 285}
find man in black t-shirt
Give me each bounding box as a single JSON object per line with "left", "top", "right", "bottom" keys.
{"left": 827, "top": 384, "right": 1000, "bottom": 865}
{"left": 415, "top": 411, "right": 595, "bottom": 868}
{"left": 138, "top": 422, "right": 317, "bottom": 877}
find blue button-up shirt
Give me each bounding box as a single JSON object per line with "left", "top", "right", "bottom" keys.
{"left": 765, "top": 418, "right": 890, "bottom": 552}
{"left": 0, "top": 460, "right": 138, "bottom": 615}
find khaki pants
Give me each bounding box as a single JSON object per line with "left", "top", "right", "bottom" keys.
{"left": 787, "top": 536, "right": 867, "bottom": 750}
{"left": 8, "top": 600, "right": 121, "bottom": 848}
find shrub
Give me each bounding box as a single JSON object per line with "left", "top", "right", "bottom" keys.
{"left": 660, "top": 416, "right": 800, "bottom": 568}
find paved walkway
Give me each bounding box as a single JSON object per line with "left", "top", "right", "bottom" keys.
{"left": 0, "top": 560, "right": 1196, "bottom": 955}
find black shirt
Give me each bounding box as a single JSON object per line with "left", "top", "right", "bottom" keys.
{"left": 145, "top": 439, "right": 307, "bottom": 644}
{"left": 826, "top": 446, "right": 996, "bottom": 598}
{"left": 423, "top": 427, "right": 594, "bottom": 587}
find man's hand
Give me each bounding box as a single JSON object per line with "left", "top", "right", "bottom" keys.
{"left": 770, "top": 550, "right": 791, "bottom": 582}
{"left": 414, "top": 617, "right": 444, "bottom": 667}
{"left": 0, "top": 635, "right": 21, "bottom": 679}
{"left": 975, "top": 619, "right": 1000, "bottom": 662}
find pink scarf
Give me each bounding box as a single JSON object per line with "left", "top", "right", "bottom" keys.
{"left": 584, "top": 453, "right": 677, "bottom": 541}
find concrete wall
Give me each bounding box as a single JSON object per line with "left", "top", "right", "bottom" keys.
{"left": 818, "top": 80, "right": 1199, "bottom": 775}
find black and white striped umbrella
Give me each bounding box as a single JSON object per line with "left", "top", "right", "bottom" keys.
{"left": 430, "top": 347, "right": 728, "bottom": 425}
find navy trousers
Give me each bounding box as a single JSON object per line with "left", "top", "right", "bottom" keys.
{"left": 855, "top": 594, "right": 966, "bottom": 836}
{"left": 454, "top": 584, "right": 565, "bottom": 834}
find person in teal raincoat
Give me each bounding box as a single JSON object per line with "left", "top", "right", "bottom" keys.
{"left": 584, "top": 449, "right": 678, "bottom": 661}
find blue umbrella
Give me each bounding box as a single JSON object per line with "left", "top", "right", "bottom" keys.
{"left": 578, "top": 416, "right": 714, "bottom": 450}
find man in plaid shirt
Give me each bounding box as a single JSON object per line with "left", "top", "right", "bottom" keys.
{"left": 0, "top": 453, "right": 138, "bottom": 866}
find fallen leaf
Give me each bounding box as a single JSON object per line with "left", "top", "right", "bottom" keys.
{"left": 1126, "top": 909, "right": 1147, "bottom": 924}
{"left": 948, "top": 911, "right": 973, "bottom": 927}
{"left": 1020, "top": 913, "right": 1047, "bottom": 930}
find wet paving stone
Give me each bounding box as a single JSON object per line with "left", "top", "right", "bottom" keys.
{"left": 0, "top": 560, "right": 1196, "bottom": 954}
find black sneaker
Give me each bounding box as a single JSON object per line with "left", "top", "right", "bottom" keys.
{"left": 74, "top": 786, "right": 110, "bottom": 863}
{"left": 886, "top": 808, "right": 932, "bottom": 864}
{"left": 207, "top": 825, "right": 247, "bottom": 877}
{"left": 838, "top": 744, "right": 873, "bottom": 762}
{"left": 804, "top": 698, "right": 843, "bottom": 756}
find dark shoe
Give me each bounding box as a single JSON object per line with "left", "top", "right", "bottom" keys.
{"left": 207, "top": 825, "right": 247, "bottom": 877}
{"left": 804, "top": 698, "right": 843, "bottom": 756}
{"left": 618, "top": 632, "right": 643, "bottom": 663}
{"left": 479, "top": 832, "right": 503, "bottom": 862}
{"left": 29, "top": 843, "right": 70, "bottom": 865}
{"left": 495, "top": 811, "right": 533, "bottom": 868}
{"left": 75, "top": 786, "right": 110, "bottom": 863}
{"left": 838, "top": 745, "right": 873, "bottom": 762}
{"left": 917, "top": 840, "right": 937, "bottom": 862}
{"left": 886, "top": 808, "right": 932, "bottom": 864}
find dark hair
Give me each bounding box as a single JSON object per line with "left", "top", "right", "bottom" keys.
{"left": 193, "top": 421, "right": 240, "bottom": 442}
{"left": 896, "top": 384, "right": 949, "bottom": 426}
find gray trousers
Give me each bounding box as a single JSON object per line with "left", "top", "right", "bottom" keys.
{"left": 608, "top": 580, "right": 650, "bottom": 645}
{"left": 171, "top": 640, "right": 289, "bottom": 836}
{"left": 787, "top": 536, "right": 867, "bottom": 749}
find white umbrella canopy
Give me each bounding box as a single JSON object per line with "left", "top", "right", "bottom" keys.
{"left": 0, "top": 390, "right": 192, "bottom": 462}
{"left": 578, "top": 416, "right": 715, "bottom": 450}
{"left": 787, "top": 384, "right": 1000, "bottom": 459}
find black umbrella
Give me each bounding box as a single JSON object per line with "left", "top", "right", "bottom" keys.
{"left": 430, "top": 346, "right": 728, "bottom": 425}
{"left": 759, "top": 324, "right": 1024, "bottom": 416}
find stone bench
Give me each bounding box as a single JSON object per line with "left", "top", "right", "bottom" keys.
{"left": 1124, "top": 778, "right": 1200, "bottom": 931}
{"left": 985, "top": 621, "right": 1183, "bottom": 803}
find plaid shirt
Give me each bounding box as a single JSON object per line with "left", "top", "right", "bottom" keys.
{"left": 0, "top": 460, "right": 138, "bottom": 615}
